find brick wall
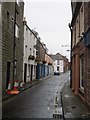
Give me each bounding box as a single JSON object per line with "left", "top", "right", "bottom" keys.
{"left": 88, "top": 2, "right": 90, "bottom": 28}
{"left": 84, "top": 2, "right": 89, "bottom": 32}
{"left": 84, "top": 2, "right": 90, "bottom": 108}
{"left": 71, "top": 2, "right": 90, "bottom": 108}
{"left": 87, "top": 48, "right": 90, "bottom": 108}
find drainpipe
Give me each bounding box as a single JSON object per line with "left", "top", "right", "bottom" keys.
{"left": 12, "top": 2, "right": 16, "bottom": 89}
{"left": 68, "top": 23, "right": 72, "bottom": 88}
{"left": 70, "top": 27, "right": 73, "bottom": 88}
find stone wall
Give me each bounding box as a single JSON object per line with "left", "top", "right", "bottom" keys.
{"left": 2, "top": 2, "right": 24, "bottom": 97}
{"left": 2, "top": 2, "right": 15, "bottom": 96}
{"left": 0, "top": 3, "right": 2, "bottom": 105}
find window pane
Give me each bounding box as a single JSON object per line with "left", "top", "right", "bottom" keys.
{"left": 7, "top": 11, "right": 9, "bottom": 29}
{"left": 57, "top": 60, "right": 59, "bottom": 65}
{"left": 15, "top": 24, "right": 19, "bottom": 38}
{"left": 80, "top": 55, "right": 84, "bottom": 89}
{"left": 57, "top": 67, "right": 59, "bottom": 71}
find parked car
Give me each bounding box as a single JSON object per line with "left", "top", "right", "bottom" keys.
{"left": 54, "top": 71, "right": 60, "bottom": 75}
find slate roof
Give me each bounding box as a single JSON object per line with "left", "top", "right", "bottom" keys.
{"left": 50, "top": 53, "right": 65, "bottom": 61}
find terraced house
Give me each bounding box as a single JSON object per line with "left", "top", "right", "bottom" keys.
{"left": 51, "top": 53, "right": 69, "bottom": 74}
{"left": 23, "top": 19, "right": 37, "bottom": 84}
{"left": 36, "top": 37, "right": 49, "bottom": 79}
{"left": 23, "top": 18, "right": 54, "bottom": 86}
{"left": 45, "top": 53, "right": 54, "bottom": 76}
{"left": 70, "top": 2, "right": 90, "bottom": 109}
{"left": 1, "top": 1, "right": 24, "bottom": 98}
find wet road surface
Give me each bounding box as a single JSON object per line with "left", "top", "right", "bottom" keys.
{"left": 3, "top": 72, "right": 69, "bottom": 118}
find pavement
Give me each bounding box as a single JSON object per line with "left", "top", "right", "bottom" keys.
{"left": 61, "top": 80, "right": 90, "bottom": 119}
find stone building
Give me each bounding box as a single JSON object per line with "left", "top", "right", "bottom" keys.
{"left": 1, "top": 1, "right": 24, "bottom": 97}
{"left": 70, "top": 2, "right": 90, "bottom": 109}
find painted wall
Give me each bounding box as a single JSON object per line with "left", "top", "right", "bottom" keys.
{"left": 23, "top": 22, "right": 37, "bottom": 83}
{"left": 54, "top": 60, "right": 64, "bottom": 73}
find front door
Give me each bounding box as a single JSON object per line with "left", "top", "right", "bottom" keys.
{"left": 6, "top": 62, "right": 11, "bottom": 89}
{"left": 30, "top": 65, "right": 33, "bottom": 81}
{"left": 24, "top": 63, "right": 27, "bottom": 83}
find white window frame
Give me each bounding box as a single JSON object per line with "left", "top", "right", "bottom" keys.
{"left": 80, "top": 55, "right": 84, "bottom": 92}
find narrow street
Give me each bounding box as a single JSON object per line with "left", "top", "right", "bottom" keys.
{"left": 2, "top": 72, "right": 69, "bottom": 118}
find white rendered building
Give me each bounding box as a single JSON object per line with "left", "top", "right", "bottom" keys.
{"left": 23, "top": 20, "right": 37, "bottom": 83}
{"left": 51, "top": 53, "right": 65, "bottom": 74}
{"left": 54, "top": 59, "right": 64, "bottom": 73}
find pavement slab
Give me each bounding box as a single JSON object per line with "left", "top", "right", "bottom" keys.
{"left": 62, "top": 80, "right": 90, "bottom": 119}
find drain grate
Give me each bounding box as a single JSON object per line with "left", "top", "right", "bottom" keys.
{"left": 53, "top": 113, "right": 63, "bottom": 119}
{"left": 53, "top": 107, "right": 63, "bottom": 119}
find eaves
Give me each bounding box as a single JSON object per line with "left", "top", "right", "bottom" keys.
{"left": 71, "top": 2, "right": 82, "bottom": 26}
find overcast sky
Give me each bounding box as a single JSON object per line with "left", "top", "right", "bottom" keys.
{"left": 24, "top": 0, "right": 72, "bottom": 61}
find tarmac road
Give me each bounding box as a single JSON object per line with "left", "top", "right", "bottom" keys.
{"left": 2, "top": 72, "right": 69, "bottom": 118}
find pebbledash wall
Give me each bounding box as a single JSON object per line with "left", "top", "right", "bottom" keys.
{"left": 2, "top": 2, "right": 24, "bottom": 98}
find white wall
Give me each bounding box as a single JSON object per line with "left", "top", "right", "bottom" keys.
{"left": 59, "top": 60, "right": 64, "bottom": 73}
{"left": 54, "top": 60, "right": 57, "bottom": 72}
{"left": 23, "top": 23, "right": 37, "bottom": 82}
{"left": 54, "top": 60, "right": 64, "bottom": 73}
